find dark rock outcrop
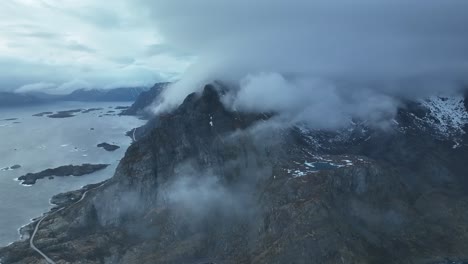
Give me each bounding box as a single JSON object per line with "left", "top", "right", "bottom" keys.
{"left": 17, "top": 164, "right": 109, "bottom": 185}
{"left": 0, "top": 165, "right": 21, "bottom": 171}
{"left": 2, "top": 85, "right": 468, "bottom": 264}
{"left": 97, "top": 143, "right": 120, "bottom": 152}
{"left": 120, "top": 82, "right": 169, "bottom": 117}
{"left": 50, "top": 181, "right": 109, "bottom": 208}
{"left": 115, "top": 106, "right": 130, "bottom": 110}
{"left": 82, "top": 108, "right": 103, "bottom": 113}
{"left": 32, "top": 112, "right": 53, "bottom": 117}
{"left": 47, "top": 109, "right": 83, "bottom": 118}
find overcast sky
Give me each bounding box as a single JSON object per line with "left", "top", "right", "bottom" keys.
{"left": 0, "top": 0, "right": 192, "bottom": 94}
{"left": 132, "top": 0, "right": 468, "bottom": 128}
{"left": 2, "top": 0, "right": 468, "bottom": 100}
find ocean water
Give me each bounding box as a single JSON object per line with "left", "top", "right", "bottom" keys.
{"left": 0, "top": 102, "right": 145, "bottom": 246}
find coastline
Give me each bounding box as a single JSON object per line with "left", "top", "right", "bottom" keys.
{"left": 0, "top": 101, "right": 144, "bottom": 247}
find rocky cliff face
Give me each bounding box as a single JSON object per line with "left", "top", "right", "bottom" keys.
{"left": 1, "top": 85, "right": 468, "bottom": 264}
{"left": 120, "top": 82, "right": 169, "bottom": 117}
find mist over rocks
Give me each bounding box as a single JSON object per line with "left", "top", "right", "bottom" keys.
{"left": 2, "top": 84, "right": 468, "bottom": 263}
{"left": 120, "top": 82, "right": 169, "bottom": 118}
{"left": 2, "top": 0, "right": 468, "bottom": 262}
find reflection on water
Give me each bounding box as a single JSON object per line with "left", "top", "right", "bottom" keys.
{"left": 0, "top": 102, "right": 145, "bottom": 246}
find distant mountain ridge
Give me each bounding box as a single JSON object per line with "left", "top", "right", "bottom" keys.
{"left": 0, "top": 92, "right": 45, "bottom": 107}
{"left": 62, "top": 87, "right": 147, "bottom": 102}
{"left": 0, "top": 87, "right": 151, "bottom": 107}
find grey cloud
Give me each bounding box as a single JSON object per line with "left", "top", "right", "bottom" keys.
{"left": 0, "top": 1, "right": 183, "bottom": 93}
{"left": 0, "top": 24, "right": 60, "bottom": 39}
{"left": 0, "top": 58, "right": 68, "bottom": 91}
{"left": 135, "top": 0, "right": 468, "bottom": 128}
{"left": 13, "top": 31, "right": 59, "bottom": 39}
{"left": 144, "top": 44, "right": 192, "bottom": 59}
{"left": 111, "top": 56, "right": 135, "bottom": 65}
{"left": 66, "top": 42, "right": 96, "bottom": 53}
{"left": 15, "top": 82, "right": 57, "bottom": 93}
{"left": 40, "top": 2, "right": 122, "bottom": 29}
{"left": 0, "top": 57, "right": 161, "bottom": 93}
{"left": 73, "top": 8, "right": 122, "bottom": 29}
{"left": 56, "top": 79, "right": 93, "bottom": 93}
{"left": 144, "top": 44, "right": 171, "bottom": 56}
{"left": 14, "top": 80, "right": 93, "bottom": 95}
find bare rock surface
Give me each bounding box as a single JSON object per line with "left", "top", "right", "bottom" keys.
{"left": 2, "top": 85, "right": 468, "bottom": 264}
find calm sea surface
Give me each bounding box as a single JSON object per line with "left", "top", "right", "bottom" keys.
{"left": 0, "top": 102, "right": 144, "bottom": 246}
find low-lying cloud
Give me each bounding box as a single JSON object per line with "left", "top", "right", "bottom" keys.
{"left": 136, "top": 0, "right": 468, "bottom": 128}
{"left": 222, "top": 73, "right": 398, "bottom": 129}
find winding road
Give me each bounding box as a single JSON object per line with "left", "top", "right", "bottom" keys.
{"left": 29, "top": 181, "right": 108, "bottom": 264}
{"left": 132, "top": 127, "right": 137, "bottom": 142}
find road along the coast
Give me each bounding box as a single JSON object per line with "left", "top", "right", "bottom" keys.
{"left": 30, "top": 181, "right": 108, "bottom": 264}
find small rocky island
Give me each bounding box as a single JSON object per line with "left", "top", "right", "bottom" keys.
{"left": 81, "top": 108, "right": 103, "bottom": 113}
{"left": 114, "top": 106, "right": 130, "bottom": 110}
{"left": 17, "top": 164, "right": 109, "bottom": 185}
{"left": 97, "top": 142, "right": 120, "bottom": 152}
{"left": 47, "top": 109, "right": 83, "bottom": 118}
{"left": 0, "top": 165, "right": 21, "bottom": 171}
{"left": 32, "top": 112, "right": 53, "bottom": 117}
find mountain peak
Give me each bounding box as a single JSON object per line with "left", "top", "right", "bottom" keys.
{"left": 176, "top": 83, "right": 226, "bottom": 116}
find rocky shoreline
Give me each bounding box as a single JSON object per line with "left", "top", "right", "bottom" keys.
{"left": 50, "top": 181, "right": 109, "bottom": 208}
{"left": 17, "top": 164, "right": 109, "bottom": 185}
{"left": 17, "top": 181, "right": 107, "bottom": 241}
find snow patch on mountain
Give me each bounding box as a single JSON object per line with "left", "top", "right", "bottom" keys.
{"left": 418, "top": 96, "right": 468, "bottom": 139}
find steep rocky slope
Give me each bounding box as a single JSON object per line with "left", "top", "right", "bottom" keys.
{"left": 120, "top": 82, "right": 169, "bottom": 117}
{"left": 1, "top": 85, "right": 468, "bottom": 264}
